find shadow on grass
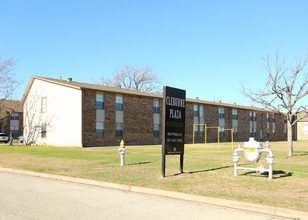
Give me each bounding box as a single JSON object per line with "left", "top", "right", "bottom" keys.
{"left": 293, "top": 151, "right": 308, "bottom": 157}
{"left": 241, "top": 170, "right": 293, "bottom": 179}
{"left": 126, "top": 161, "right": 153, "bottom": 166}
{"left": 165, "top": 163, "right": 250, "bottom": 177}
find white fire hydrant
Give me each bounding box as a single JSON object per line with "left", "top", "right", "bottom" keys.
{"left": 233, "top": 138, "right": 274, "bottom": 179}
{"left": 118, "top": 140, "right": 126, "bottom": 166}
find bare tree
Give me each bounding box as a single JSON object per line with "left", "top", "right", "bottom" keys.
{"left": 0, "top": 56, "right": 19, "bottom": 117}
{"left": 243, "top": 52, "right": 308, "bottom": 156}
{"left": 0, "top": 56, "right": 19, "bottom": 100}
{"left": 23, "top": 87, "right": 54, "bottom": 145}
{"left": 95, "top": 65, "right": 162, "bottom": 93}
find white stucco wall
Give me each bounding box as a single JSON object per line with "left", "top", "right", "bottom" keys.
{"left": 24, "top": 79, "right": 82, "bottom": 146}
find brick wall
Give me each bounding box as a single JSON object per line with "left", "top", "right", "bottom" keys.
{"left": 82, "top": 89, "right": 286, "bottom": 146}
{"left": 123, "top": 94, "right": 156, "bottom": 144}
{"left": 82, "top": 89, "right": 96, "bottom": 145}
{"left": 0, "top": 113, "right": 23, "bottom": 138}
{"left": 82, "top": 90, "right": 162, "bottom": 146}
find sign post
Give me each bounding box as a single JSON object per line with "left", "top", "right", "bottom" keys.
{"left": 162, "top": 86, "right": 186, "bottom": 177}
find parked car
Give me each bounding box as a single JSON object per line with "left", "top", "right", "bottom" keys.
{"left": 0, "top": 133, "right": 9, "bottom": 143}
{"left": 18, "top": 135, "right": 24, "bottom": 143}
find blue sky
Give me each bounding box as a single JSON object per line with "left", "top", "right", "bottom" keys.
{"left": 1, "top": 0, "right": 308, "bottom": 107}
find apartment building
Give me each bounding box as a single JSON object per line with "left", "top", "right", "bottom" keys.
{"left": 22, "top": 76, "right": 286, "bottom": 147}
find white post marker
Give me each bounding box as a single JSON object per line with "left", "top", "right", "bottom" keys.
{"left": 118, "top": 140, "right": 126, "bottom": 166}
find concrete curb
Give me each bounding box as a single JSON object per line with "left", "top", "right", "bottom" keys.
{"left": 1, "top": 167, "right": 307, "bottom": 220}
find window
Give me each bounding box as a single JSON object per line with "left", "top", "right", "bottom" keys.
{"left": 41, "top": 123, "right": 47, "bottom": 138}
{"left": 10, "top": 125, "right": 19, "bottom": 134}
{"left": 116, "top": 123, "right": 123, "bottom": 138}
{"left": 232, "top": 109, "right": 238, "bottom": 137}
{"left": 253, "top": 112, "right": 257, "bottom": 136}
{"left": 250, "top": 127, "right": 253, "bottom": 137}
{"left": 249, "top": 112, "right": 253, "bottom": 121}
{"left": 233, "top": 127, "right": 238, "bottom": 137}
{"left": 267, "top": 114, "right": 270, "bottom": 137}
{"left": 194, "top": 124, "right": 198, "bottom": 137}
{"left": 153, "top": 100, "right": 159, "bottom": 113}
{"left": 200, "top": 124, "right": 205, "bottom": 136}
{"left": 96, "top": 122, "right": 104, "bottom": 138}
{"left": 219, "top": 127, "right": 225, "bottom": 137}
{"left": 272, "top": 123, "right": 276, "bottom": 137}
{"left": 96, "top": 93, "right": 104, "bottom": 109}
{"left": 116, "top": 95, "right": 123, "bottom": 111}
{"left": 193, "top": 105, "right": 198, "bottom": 116}
{"left": 10, "top": 113, "right": 19, "bottom": 120}
{"left": 41, "top": 97, "right": 47, "bottom": 113}
{"left": 267, "top": 114, "right": 270, "bottom": 122}
{"left": 218, "top": 108, "right": 224, "bottom": 118}
{"left": 272, "top": 115, "right": 276, "bottom": 136}
{"left": 199, "top": 106, "right": 204, "bottom": 118}
{"left": 232, "top": 109, "right": 238, "bottom": 120}
{"left": 154, "top": 124, "right": 160, "bottom": 137}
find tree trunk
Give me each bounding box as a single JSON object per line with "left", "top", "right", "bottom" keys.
{"left": 287, "top": 121, "right": 293, "bottom": 156}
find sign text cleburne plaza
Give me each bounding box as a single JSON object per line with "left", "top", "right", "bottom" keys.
{"left": 162, "top": 86, "right": 186, "bottom": 177}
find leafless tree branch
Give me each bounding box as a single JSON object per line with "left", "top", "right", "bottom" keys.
{"left": 94, "top": 65, "right": 162, "bottom": 93}
{"left": 243, "top": 51, "right": 308, "bottom": 156}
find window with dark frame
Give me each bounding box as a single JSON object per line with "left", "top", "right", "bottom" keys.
{"left": 267, "top": 113, "right": 270, "bottom": 137}
{"left": 272, "top": 114, "right": 276, "bottom": 137}
{"left": 194, "top": 124, "right": 198, "bottom": 137}
{"left": 10, "top": 113, "right": 19, "bottom": 120}
{"left": 116, "top": 123, "right": 123, "bottom": 138}
{"left": 193, "top": 105, "right": 198, "bottom": 116}
{"left": 154, "top": 124, "right": 159, "bottom": 137}
{"left": 41, "top": 123, "right": 47, "bottom": 138}
{"left": 116, "top": 95, "right": 123, "bottom": 111}
{"left": 249, "top": 112, "right": 253, "bottom": 121}
{"left": 10, "top": 125, "right": 19, "bottom": 134}
{"left": 218, "top": 108, "right": 224, "bottom": 118}
{"left": 96, "top": 93, "right": 104, "bottom": 109}
{"left": 219, "top": 127, "right": 225, "bottom": 137}
{"left": 232, "top": 109, "right": 238, "bottom": 137}
{"left": 232, "top": 109, "right": 238, "bottom": 120}
{"left": 199, "top": 124, "right": 205, "bottom": 136}
{"left": 233, "top": 127, "right": 239, "bottom": 137}
{"left": 153, "top": 100, "right": 159, "bottom": 113}
{"left": 199, "top": 105, "right": 204, "bottom": 118}
{"left": 96, "top": 122, "right": 104, "bottom": 138}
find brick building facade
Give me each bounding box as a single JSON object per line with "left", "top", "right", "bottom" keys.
{"left": 23, "top": 76, "right": 287, "bottom": 147}
{"left": 81, "top": 88, "right": 286, "bottom": 146}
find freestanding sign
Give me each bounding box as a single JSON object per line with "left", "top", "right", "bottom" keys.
{"left": 162, "top": 86, "right": 186, "bottom": 177}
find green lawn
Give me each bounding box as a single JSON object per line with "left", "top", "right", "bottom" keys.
{"left": 0, "top": 141, "right": 307, "bottom": 211}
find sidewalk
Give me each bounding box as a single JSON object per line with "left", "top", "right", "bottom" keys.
{"left": 0, "top": 167, "right": 307, "bottom": 220}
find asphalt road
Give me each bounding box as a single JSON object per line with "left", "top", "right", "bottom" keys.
{"left": 0, "top": 171, "right": 286, "bottom": 220}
